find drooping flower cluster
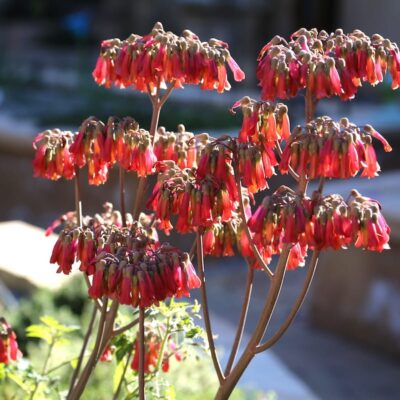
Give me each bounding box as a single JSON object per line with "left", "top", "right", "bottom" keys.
{"left": 148, "top": 139, "right": 239, "bottom": 234}
{"left": 303, "top": 191, "right": 390, "bottom": 252}
{"left": 279, "top": 117, "right": 392, "bottom": 179}
{"left": 89, "top": 241, "right": 200, "bottom": 308}
{"left": 33, "top": 129, "right": 75, "bottom": 180}
{"left": 246, "top": 187, "right": 390, "bottom": 270}
{"left": 257, "top": 28, "right": 400, "bottom": 100}
{"left": 244, "top": 186, "right": 309, "bottom": 269}
{"left": 232, "top": 97, "right": 290, "bottom": 144}
{"left": 154, "top": 125, "right": 208, "bottom": 169}
{"left": 70, "top": 116, "right": 157, "bottom": 184}
{"left": 203, "top": 215, "right": 241, "bottom": 257}
{"left": 33, "top": 117, "right": 212, "bottom": 185}
{"left": 348, "top": 191, "right": 391, "bottom": 252}
{"left": 0, "top": 318, "right": 22, "bottom": 364}
{"left": 93, "top": 22, "right": 245, "bottom": 94}
{"left": 131, "top": 331, "right": 181, "bottom": 374}
{"left": 50, "top": 203, "right": 153, "bottom": 275}
{"left": 49, "top": 204, "right": 200, "bottom": 306}
{"left": 231, "top": 97, "right": 291, "bottom": 193}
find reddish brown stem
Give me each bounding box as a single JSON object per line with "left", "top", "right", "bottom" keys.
{"left": 215, "top": 245, "right": 290, "bottom": 399}
{"left": 133, "top": 100, "right": 161, "bottom": 220}
{"left": 236, "top": 179, "right": 273, "bottom": 278}
{"left": 119, "top": 167, "right": 127, "bottom": 227}
{"left": 196, "top": 232, "right": 225, "bottom": 383}
{"left": 224, "top": 263, "right": 254, "bottom": 375}
{"left": 255, "top": 250, "right": 320, "bottom": 353}
{"left": 138, "top": 306, "right": 146, "bottom": 400}
{"left": 68, "top": 298, "right": 108, "bottom": 400}
{"left": 67, "top": 304, "right": 97, "bottom": 394}
{"left": 74, "top": 167, "right": 83, "bottom": 227}
{"left": 112, "top": 315, "right": 140, "bottom": 337}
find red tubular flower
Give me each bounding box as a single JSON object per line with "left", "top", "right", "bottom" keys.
{"left": 88, "top": 261, "right": 105, "bottom": 299}
{"left": 78, "top": 231, "right": 96, "bottom": 275}
{"left": 0, "top": 318, "right": 22, "bottom": 364}
{"left": 287, "top": 243, "right": 308, "bottom": 270}
{"left": 182, "top": 254, "right": 201, "bottom": 290}
{"left": 118, "top": 266, "right": 133, "bottom": 305}
{"left": 99, "top": 345, "right": 113, "bottom": 362}
{"left": 138, "top": 268, "right": 157, "bottom": 307}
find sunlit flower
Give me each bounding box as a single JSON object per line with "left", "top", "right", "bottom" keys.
{"left": 257, "top": 28, "right": 400, "bottom": 101}
{"left": 93, "top": 22, "right": 245, "bottom": 94}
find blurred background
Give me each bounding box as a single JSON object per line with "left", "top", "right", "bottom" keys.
{"left": 0, "top": 0, "right": 400, "bottom": 399}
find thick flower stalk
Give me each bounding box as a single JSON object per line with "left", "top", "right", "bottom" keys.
{"left": 0, "top": 318, "right": 22, "bottom": 364}
{"left": 93, "top": 22, "right": 245, "bottom": 93}
{"left": 257, "top": 28, "right": 400, "bottom": 100}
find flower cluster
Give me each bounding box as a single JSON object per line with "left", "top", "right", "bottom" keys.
{"left": 0, "top": 318, "right": 22, "bottom": 364}
{"left": 231, "top": 97, "right": 291, "bottom": 193}
{"left": 302, "top": 191, "right": 390, "bottom": 251}
{"left": 257, "top": 28, "right": 400, "bottom": 100}
{"left": 70, "top": 116, "right": 157, "bottom": 184}
{"left": 154, "top": 125, "right": 208, "bottom": 169}
{"left": 131, "top": 331, "right": 181, "bottom": 374}
{"left": 348, "top": 191, "right": 391, "bottom": 252}
{"left": 93, "top": 22, "right": 245, "bottom": 94}
{"left": 33, "top": 129, "right": 75, "bottom": 180}
{"left": 244, "top": 186, "right": 309, "bottom": 269}
{"left": 232, "top": 97, "right": 290, "bottom": 144}
{"left": 148, "top": 139, "right": 239, "bottom": 234}
{"left": 246, "top": 186, "right": 390, "bottom": 270}
{"left": 279, "top": 117, "right": 392, "bottom": 179}
{"left": 203, "top": 216, "right": 241, "bottom": 257}
{"left": 89, "top": 242, "right": 200, "bottom": 308}
{"left": 33, "top": 117, "right": 211, "bottom": 185}
{"left": 50, "top": 203, "right": 155, "bottom": 275}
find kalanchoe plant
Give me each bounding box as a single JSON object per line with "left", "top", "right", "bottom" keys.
{"left": 29, "top": 22, "right": 395, "bottom": 399}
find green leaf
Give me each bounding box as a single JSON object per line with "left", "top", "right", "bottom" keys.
{"left": 0, "top": 363, "right": 5, "bottom": 380}
{"left": 26, "top": 324, "right": 52, "bottom": 344}
{"left": 40, "top": 316, "right": 79, "bottom": 333}
{"left": 113, "top": 359, "right": 126, "bottom": 392}
{"left": 70, "top": 358, "right": 79, "bottom": 370}
{"left": 185, "top": 327, "right": 202, "bottom": 339}
{"left": 165, "top": 384, "right": 176, "bottom": 400}
{"left": 7, "top": 371, "right": 30, "bottom": 392}
{"left": 114, "top": 337, "right": 133, "bottom": 363}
